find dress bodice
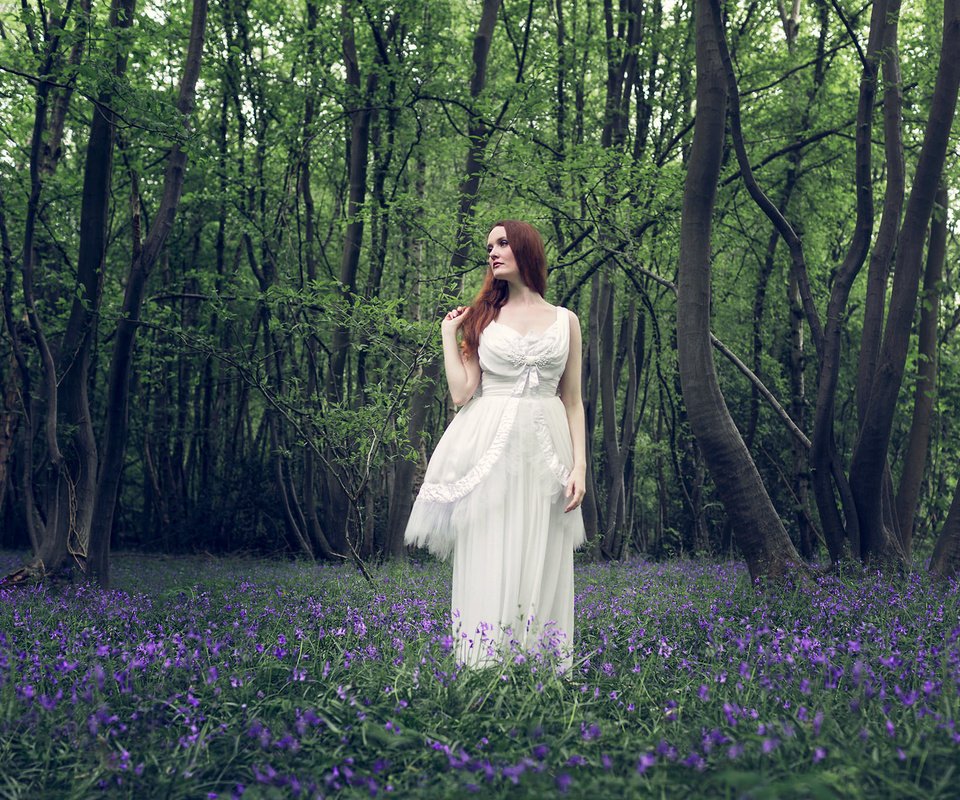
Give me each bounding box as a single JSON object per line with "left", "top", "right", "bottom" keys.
{"left": 478, "top": 307, "right": 570, "bottom": 398}
{"left": 405, "top": 304, "right": 583, "bottom": 560}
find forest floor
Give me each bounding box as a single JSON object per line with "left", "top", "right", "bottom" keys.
{"left": 0, "top": 551, "right": 958, "bottom": 799}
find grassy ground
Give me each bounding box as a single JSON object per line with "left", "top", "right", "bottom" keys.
{"left": 0, "top": 551, "right": 958, "bottom": 798}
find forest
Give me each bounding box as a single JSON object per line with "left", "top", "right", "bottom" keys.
{"left": 1, "top": 0, "right": 959, "bottom": 588}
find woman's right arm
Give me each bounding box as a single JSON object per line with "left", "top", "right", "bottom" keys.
{"left": 441, "top": 306, "right": 481, "bottom": 406}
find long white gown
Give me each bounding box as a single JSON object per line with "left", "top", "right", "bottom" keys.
{"left": 405, "top": 306, "right": 586, "bottom": 666}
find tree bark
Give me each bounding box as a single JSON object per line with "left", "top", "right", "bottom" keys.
{"left": 6, "top": 0, "right": 139, "bottom": 587}
{"left": 593, "top": 0, "right": 642, "bottom": 557}
{"left": 386, "top": 0, "right": 502, "bottom": 553}
{"left": 855, "top": 0, "right": 905, "bottom": 419}
{"left": 894, "top": 183, "right": 947, "bottom": 558}
{"left": 849, "top": 0, "right": 960, "bottom": 564}
{"left": 385, "top": 159, "right": 427, "bottom": 558}
{"left": 87, "top": 0, "right": 208, "bottom": 588}
{"left": 676, "top": 0, "right": 802, "bottom": 581}
{"left": 300, "top": 0, "right": 336, "bottom": 561}
{"left": 808, "top": 0, "right": 899, "bottom": 562}
{"left": 930, "top": 477, "right": 960, "bottom": 579}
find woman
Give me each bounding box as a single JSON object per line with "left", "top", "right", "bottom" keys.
{"left": 405, "top": 220, "right": 586, "bottom": 668}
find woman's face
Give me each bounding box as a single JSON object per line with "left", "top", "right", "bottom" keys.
{"left": 487, "top": 226, "right": 518, "bottom": 281}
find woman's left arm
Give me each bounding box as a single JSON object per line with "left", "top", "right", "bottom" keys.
{"left": 557, "top": 309, "right": 587, "bottom": 513}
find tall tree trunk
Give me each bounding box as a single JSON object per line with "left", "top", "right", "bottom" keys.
{"left": 855, "top": 0, "right": 905, "bottom": 419}
{"left": 930, "top": 477, "right": 960, "bottom": 579}
{"left": 385, "top": 161, "right": 427, "bottom": 558}
{"left": 385, "top": 0, "right": 502, "bottom": 552}
{"left": 87, "top": 0, "right": 208, "bottom": 588}
{"left": 894, "top": 183, "right": 948, "bottom": 558}
{"left": 676, "top": 0, "right": 801, "bottom": 581}
{"left": 805, "top": 0, "right": 894, "bottom": 562}
{"left": 581, "top": 271, "right": 602, "bottom": 543}
{"left": 322, "top": 7, "right": 399, "bottom": 554}
{"left": 746, "top": 228, "right": 778, "bottom": 449}
{"left": 788, "top": 271, "right": 815, "bottom": 558}
{"left": 849, "top": 0, "right": 960, "bottom": 564}
{"left": 300, "top": 0, "right": 335, "bottom": 561}
{"left": 8, "top": 0, "right": 138, "bottom": 586}
{"left": 592, "top": 0, "right": 641, "bottom": 557}
{"left": 327, "top": 0, "right": 381, "bottom": 399}
{"left": 598, "top": 275, "right": 625, "bottom": 556}
{"left": 10, "top": 0, "right": 92, "bottom": 572}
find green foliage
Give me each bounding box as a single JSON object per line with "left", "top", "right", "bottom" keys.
{"left": 1, "top": 0, "right": 959, "bottom": 559}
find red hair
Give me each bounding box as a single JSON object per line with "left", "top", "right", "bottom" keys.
{"left": 460, "top": 220, "right": 548, "bottom": 358}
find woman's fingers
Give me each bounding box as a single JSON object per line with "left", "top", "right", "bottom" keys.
{"left": 444, "top": 306, "right": 469, "bottom": 323}
{"left": 564, "top": 478, "right": 585, "bottom": 512}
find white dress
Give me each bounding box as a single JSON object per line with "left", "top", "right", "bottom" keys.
{"left": 405, "top": 306, "right": 586, "bottom": 666}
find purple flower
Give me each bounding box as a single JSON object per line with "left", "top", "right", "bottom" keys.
{"left": 581, "top": 722, "right": 601, "bottom": 741}
{"left": 636, "top": 752, "right": 656, "bottom": 774}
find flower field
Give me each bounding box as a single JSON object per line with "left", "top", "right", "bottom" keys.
{"left": 1, "top": 552, "right": 958, "bottom": 799}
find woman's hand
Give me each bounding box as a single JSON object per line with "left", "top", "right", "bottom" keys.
{"left": 564, "top": 465, "right": 586, "bottom": 513}
{"left": 441, "top": 305, "right": 470, "bottom": 336}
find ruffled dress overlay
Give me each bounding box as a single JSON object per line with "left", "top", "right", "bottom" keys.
{"left": 404, "top": 306, "right": 586, "bottom": 665}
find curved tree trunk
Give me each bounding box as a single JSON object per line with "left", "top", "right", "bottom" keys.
{"left": 87, "top": 0, "right": 209, "bottom": 588}
{"left": 4, "top": 0, "right": 138, "bottom": 588}
{"left": 930, "top": 477, "right": 960, "bottom": 579}
{"left": 676, "top": 0, "right": 802, "bottom": 582}
{"left": 894, "top": 183, "right": 948, "bottom": 558}
{"left": 855, "top": 0, "right": 905, "bottom": 420}
{"left": 849, "top": 0, "right": 960, "bottom": 564}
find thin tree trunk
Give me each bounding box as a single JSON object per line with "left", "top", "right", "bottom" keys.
{"left": 386, "top": 0, "right": 502, "bottom": 553}
{"left": 581, "top": 271, "right": 602, "bottom": 543}
{"left": 599, "top": 274, "right": 625, "bottom": 556}
{"left": 930, "top": 476, "right": 960, "bottom": 579}
{"left": 855, "top": 0, "right": 905, "bottom": 419}
{"left": 746, "top": 228, "right": 778, "bottom": 449}
{"left": 327, "top": 0, "right": 382, "bottom": 398}
{"left": 385, "top": 175, "right": 426, "bottom": 557}
{"left": 894, "top": 183, "right": 948, "bottom": 558}
{"left": 789, "top": 271, "right": 815, "bottom": 558}
{"left": 12, "top": 10, "right": 82, "bottom": 569}
{"left": 87, "top": 0, "right": 208, "bottom": 587}
{"left": 300, "top": 0, "right": 335, "bottom": 561}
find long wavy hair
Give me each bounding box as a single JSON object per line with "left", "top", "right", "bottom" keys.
{"left": 460, "top": 220, "right": 548, "bottom": 358}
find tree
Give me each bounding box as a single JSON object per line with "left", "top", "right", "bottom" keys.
{"left": 3, "top": 0, "right": 208, "bottom": 586}
{"left": 849, "top": 0, "right": 960, "bottom": 564}
{"left": 675, "top": 0, "right": 802, "bottom": 581}
{"left": 87, "top": 0, "right": 209, "bottom": 587}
